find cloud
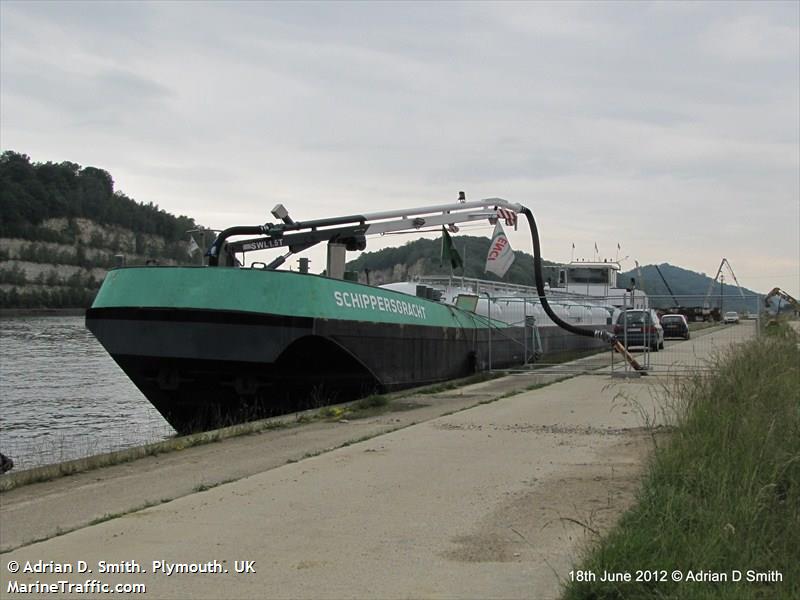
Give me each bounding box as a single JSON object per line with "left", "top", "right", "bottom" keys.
{"left": 1, "top": 1, "right": 798, "bottom": 296}
{"left": 3, "top": 64, "right": 171, "bottom": 117}
{"left": 702, "top": 14, "right": 799, "bottom": 61}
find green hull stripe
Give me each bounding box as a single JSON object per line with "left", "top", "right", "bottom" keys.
{"left": 91, "top": 267, "right": 509, "bottom": 329}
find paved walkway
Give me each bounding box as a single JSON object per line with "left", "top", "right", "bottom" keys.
{"left": 0, "top": 323, "right": 756, "bottom": 599}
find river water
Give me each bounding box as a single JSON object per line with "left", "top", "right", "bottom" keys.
{"left": 0, "top": 316, "right": 175, "bottom": 471}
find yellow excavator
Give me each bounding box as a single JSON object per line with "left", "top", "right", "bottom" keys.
{"left": 764, "top": 287, "right": 799, "bottom": 316}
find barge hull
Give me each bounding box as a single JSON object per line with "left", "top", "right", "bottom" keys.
{"left": 86, "top": 307, "right": 529, "bottom": 433}
{"left": 85, "top": 268, "right": 611, "bottom": 434}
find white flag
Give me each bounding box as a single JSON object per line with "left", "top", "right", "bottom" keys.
{"left": 187, "top": 236, "right": 200, "bottom": 256}
{"left": 485, "top": 223, "right": 515, "bottom": 277}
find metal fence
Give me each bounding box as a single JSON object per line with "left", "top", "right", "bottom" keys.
{"left": 609, "top": 293, "right": 761, "bottom": 376}
{"left": 484, "top": 293, "right": 763, "bottom": 376}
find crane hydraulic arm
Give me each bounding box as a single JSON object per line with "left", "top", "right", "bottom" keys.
{"left": 764, "top": 288, "right": 799, "bottom": 309}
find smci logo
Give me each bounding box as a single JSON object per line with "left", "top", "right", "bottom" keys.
{"left": 488, "top": 237, "right": 508, "bottom": 260}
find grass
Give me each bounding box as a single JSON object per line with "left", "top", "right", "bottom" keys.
{"left": 562, "top": 323, "right": 800, "bottom": 599}
{"left": 313, "top": 373, "right": 504, "bottom": 421}
{"left": 192, "top": 478, "right": 237, "bottom": 493}
{"left": 312, "top": 394, "right": 393, "bottom": 421}
{"left": 688, "top": 321, "right": 722, "bottom": 333}
{"left": 322, "top": 370, "right": 513, "bottom": 418}
{"left": 415, "top": 371, "right": 505, "bottom": 394}
{"left": 87, "top": 498, "right": 170, "bottom": 526}
{"left": 494, "top": 379, "right": 559, "bottom": 401}
{"left": 353, "top": 394, "right": 391, "bottom": 409}
{"left": 529, "top": 346, "right": 609, "bottom": 367}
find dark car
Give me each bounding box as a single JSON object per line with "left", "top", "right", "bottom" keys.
{"left": 661, "top": 313, "right": 690, "bottom": 340}
{"left": 614, "top": 309, "right": 664, "bottom": 351}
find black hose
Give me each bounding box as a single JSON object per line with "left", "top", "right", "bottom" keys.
{"left": 207, "top": 225, "right": 267, "bottom": 266}
{"left": 520, "top": 206, "right": 615, "bottom": 342}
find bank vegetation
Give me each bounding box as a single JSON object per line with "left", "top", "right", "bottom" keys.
{"left": 564, "top": 322, "right": 799, "bottom": 599}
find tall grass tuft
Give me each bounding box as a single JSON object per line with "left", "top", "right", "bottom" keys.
{"left": 564, "top": 323, "right": 799, "bottom": 600}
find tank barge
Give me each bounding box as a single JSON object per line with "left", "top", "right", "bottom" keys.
{"left": 86, "top": 198, "right": 625, "bottom": 434}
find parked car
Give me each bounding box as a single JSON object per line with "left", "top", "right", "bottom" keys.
{"left": 661, "top": 313, "right": 690, "bottom": 340}
{"left": 723, "top": 311, "right": 740, "bottom": 324}
{"left": 614, "top": 309, "right": 664, "bottom": 351}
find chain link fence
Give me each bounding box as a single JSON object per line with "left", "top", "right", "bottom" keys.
{"left": 484, "top": 293, "right": 763, "bottom": 376}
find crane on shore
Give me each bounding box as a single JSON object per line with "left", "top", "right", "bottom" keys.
{"left": 703, "top": 258, "right": 745, "bottom": 320}
{"left": 654, "top": 264, "right": 680, "bottom": 308}
{"left": 764, "top": 287, "right": 799, "bottom": 316}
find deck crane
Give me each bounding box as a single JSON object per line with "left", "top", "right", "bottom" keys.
{"left": 702, "top": 258, "right": 745, "bottom": 319}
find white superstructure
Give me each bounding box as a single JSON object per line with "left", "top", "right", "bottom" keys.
{"left": 380, "top": 260, "right": 649, "bottom": 327}
{"left": 552, "top": 260, "right": 648, "bottom": 308}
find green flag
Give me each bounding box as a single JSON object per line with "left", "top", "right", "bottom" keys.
{"left": 440, "top": 227, "right": 463, "bottom": 270}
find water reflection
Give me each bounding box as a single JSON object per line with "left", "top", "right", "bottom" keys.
{"left": 0, "top": 316, "right": 175, "bottom": 470}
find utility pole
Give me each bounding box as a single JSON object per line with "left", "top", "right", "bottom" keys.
{"left": 463, "top": 242, "right": 467, "bottom": 287}
{"left": 720, "top": 273, "right": 725, "bottom": 317}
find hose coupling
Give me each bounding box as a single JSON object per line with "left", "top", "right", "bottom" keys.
{"left": 594, "top": 330, "right": 617, "bottom": 344}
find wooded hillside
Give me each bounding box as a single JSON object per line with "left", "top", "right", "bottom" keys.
{"left": 1, "top": 151, "right": 196, "bottom": 245}
{"left": 0, "top": 151, "right": 203, "bottom": 308}
{"left": 346, "top": 235, "right": 561, "bottom": 287}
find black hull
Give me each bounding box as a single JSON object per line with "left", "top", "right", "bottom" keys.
{"left": 87, "top": 308, "right": 608, "bottom": 433}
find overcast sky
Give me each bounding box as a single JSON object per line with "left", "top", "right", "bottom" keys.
{"left": 2, "top": 1, "right": 798, "bottom": 297}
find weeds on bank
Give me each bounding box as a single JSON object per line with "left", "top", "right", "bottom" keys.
{"left": 563, "top": 323, "right": 800, "bottom": 600}
{"left": 2, "top": 497, "right": 175, "bottom": 550}
{"left": 314, "top": 372, "right": 504, "bottom": 421}
{"left": 316, "top": 393, "right": 424, "bottom": 420}
{"left": 192, "top": 477, "right": 238, "bottom": 493}
{"left": 416, "top": 371, "right": 505, "bottom": 395}
{"left": 88, "top": 500, "right": 165, "bottom": 526}
{"left": 313, "top": 394, "right": 392, "bottom": 421}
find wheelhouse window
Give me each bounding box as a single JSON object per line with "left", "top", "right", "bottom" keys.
{"left": 567, "top": 267, "right": 609, "bottom": 284}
